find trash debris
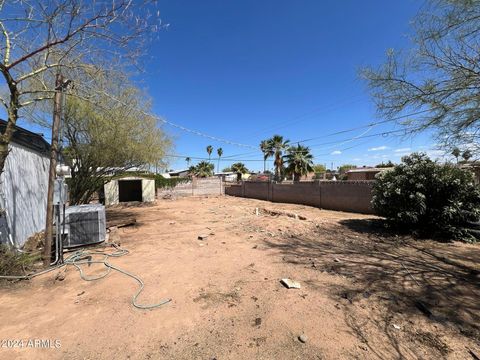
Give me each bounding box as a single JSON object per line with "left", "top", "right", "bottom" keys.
{"left": 298, "top": 334, "right": 308, "bottom": 343}
{"left": 392, "top": 324, "right": 401, "bottom": 330}
{"left": 77, "top": 291, "right": 85, "bottom": 296}
{"left": 334, "top": 258, "right": 341, "bottom": 263}
{"left": 259, "top": 208, "right": 307, "bottom": 220}
{"left": 281, "top": 278, "right": 301, "bottom": 289}
{"left": 198, "top": 234, "right": 209, "bottom": 240}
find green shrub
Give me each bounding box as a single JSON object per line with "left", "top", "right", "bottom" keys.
{"left": 154, "top": 174, "right": 191, "bottom": 189}
{"left": 372, "top": 153, "right": 480, "bottom": 241}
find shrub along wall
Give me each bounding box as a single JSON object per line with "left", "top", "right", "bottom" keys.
{"left": 224, "top": 181, "right": 375, "bottom": 214}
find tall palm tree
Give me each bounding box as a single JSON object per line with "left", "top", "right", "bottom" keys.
{"left": 230, "top": 162, "right": 249, "bottom": 182}
{"left": 206, "top": 145, "right": 213, "bottom": 162}
{"left": 217, "top": 147, "right": 223, "bottom": 173}
{"left": 185, "top": 157, "right": 191, "bottom": 167}
{"left": 260, "top": 139, "right": 274, "bottom": 173}
{"left": 284, "top": 144, "right": 314, "bottom": 182}
{"left": 452, "top": 147, "right": 461, "bottom": 163}
{"left": 268, "top": 135, "right": 290, "bottom": 182}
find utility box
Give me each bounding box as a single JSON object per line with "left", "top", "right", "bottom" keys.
{"left": 63, "top": 204, "right": 106, "bottom": 248}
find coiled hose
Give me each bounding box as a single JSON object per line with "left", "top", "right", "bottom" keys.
{"left": 0, "top": 244, "right": 172, "bottom": 310}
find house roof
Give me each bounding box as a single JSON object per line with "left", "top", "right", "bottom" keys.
{"left": 0, "top": 119, "right": 50, "bottom": 155}
{"left": 168, "top": 169, "right": 190, "bottom": 175}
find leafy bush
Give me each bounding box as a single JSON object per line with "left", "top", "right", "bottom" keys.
{"left": 154, "top": 174, "right": 190, "bottom": 189}
{"left": 372, "top": 153, "right": 480, "bottom": 241}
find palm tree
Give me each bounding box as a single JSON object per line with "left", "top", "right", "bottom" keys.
{"left": 206, "top": 145, "right": 213, "bottom": 162}
{"left": 191, "top": 161, "right": 214, "bottom": 177}
{"left": 185, "top": 157, "right": 191, "bottom": 167}
{"left": 284, "top": 145, "right": 314, "bottom": 182}
{"left": 452, "top": 147, "right": 461, "bottom": 163}
{"left": 187, "top": 165, "right": 197, "bottom": 176}
{"left": 260, "top": 139, "right": 274, "bottom": 173}
{"left": 268, "top": 135, "right": 290, "bottom": 182}
{"left": 230, "top": 162, "right": 249, "bottom": 182}
{"left": 217, "top": 147, "right": 223, "bottom": 173}
{"left": 462, "top": 150, "right": 473, "bottom": 162}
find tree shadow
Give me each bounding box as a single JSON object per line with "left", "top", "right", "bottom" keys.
{"left": 262, "top": 219, "right": 480, "bottom": 358}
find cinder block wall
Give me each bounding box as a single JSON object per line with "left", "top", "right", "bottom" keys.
{"left": 225, "top": 181, "right": 375, "bottom": 214}
{"left": 319, "top": 181, "right": 374, "bottom": 213}
{"left": 272, "top": 182, "right": 320, "bottom": 207}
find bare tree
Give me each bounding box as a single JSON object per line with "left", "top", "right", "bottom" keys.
{"left": 0, "top": 0, "right": 165, "bottom": 173}
{"left": 362, "top": 0, "right": 480, "bottom": 156}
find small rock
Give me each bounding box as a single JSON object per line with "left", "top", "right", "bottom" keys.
{"left": 298, "top": 334, "right": 307, "bottom": 343}
{"left": 209, "top": 232, "right": 215, "bottom": 236}
{"left": 77, "top": 291, "right": 85, "bottom": 296}
{"left": 334, "top": 258, "right": 341, "bottom": 263}
{"left": 55, "top": 271, "right": 66, "bottom": 281}
{"left": 359, "top": 344, "right": 368, "bottom": 351}
{"left": 281, "top": 278, "right": 301, "bottom": 289}
{"left": 254, "top": 318, "right": 262, "bottom": 326}
{"left": 198, "top": 234, "right": 208, "bottom": 240}
{"left": 169, "top": 221, "right": 176, "bottom": 225}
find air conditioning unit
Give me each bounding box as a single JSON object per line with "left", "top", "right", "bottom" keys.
{"left": 63, "top": 204, "right": 106, "bottom": 248}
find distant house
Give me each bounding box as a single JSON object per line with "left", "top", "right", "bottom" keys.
{"left": 214, "top": 171, "right": 237, "bottom": 182}
{"left": 346, "top": 167, "right": 393, "bottom": 181}
{"left": 0, "top": 120, "right": 50, "bottom": 247}
{"left": 168, "top": 169, "right": 190, "bottom": 178}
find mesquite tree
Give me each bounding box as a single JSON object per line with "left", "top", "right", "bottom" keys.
{"left": 0, "top": 0, "right": 164, "bottom": 174}
{"left": 362, "top": 0, "right": 480, "bottom": 156}
{"left": 63, "top": 73, "right": 171, "bottom": 205}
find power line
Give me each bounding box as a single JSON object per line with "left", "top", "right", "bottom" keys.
{"left": 160, "top": 119, "right": 257, "bottom": 149}
{"left": 290, "top": 108, "right": 433, "bottom": 144}
{"left": 243, "top": 95, "right": 364, "bottom": 138}
{"left": 164, "top": 154, "right": 265, "bottom": 162}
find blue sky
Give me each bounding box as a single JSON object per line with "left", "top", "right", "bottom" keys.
{"left": 17, "top": 0, "right": 446, "bottom": 172}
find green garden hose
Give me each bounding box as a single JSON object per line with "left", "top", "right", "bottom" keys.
{"left": 0, "top": 244, "right": 172, "bottom": 310}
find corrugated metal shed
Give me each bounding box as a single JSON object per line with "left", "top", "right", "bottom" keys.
{"left": 0, "top": 120, "right": 50, "bottom": 246}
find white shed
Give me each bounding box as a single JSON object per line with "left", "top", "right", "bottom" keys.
{"left": 0, "top": 120, "right": 50, "bottom": 247}
{"left": 104, "top": 176, "right": 155, "bottom": 206}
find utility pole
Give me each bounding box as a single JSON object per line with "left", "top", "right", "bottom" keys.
{"left": 43, "top": 73, "right": 64, "bottom": 266}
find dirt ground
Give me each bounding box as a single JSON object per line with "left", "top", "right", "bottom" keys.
{"left": 1, "top": 195, "right": 479, "bottom": 360}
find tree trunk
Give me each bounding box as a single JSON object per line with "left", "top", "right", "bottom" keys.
{"left": 237, "top": 172, "right": 242, "bottom": 182}
{"left": 293, "top": 173, "right": 300, "bottom": 182}
{"left": 0, "top": 73, "right": 20, "bottom": 175}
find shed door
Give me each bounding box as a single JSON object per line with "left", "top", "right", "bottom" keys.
{"left": 118, "top": 180, "right": 143, "bottom": 202}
